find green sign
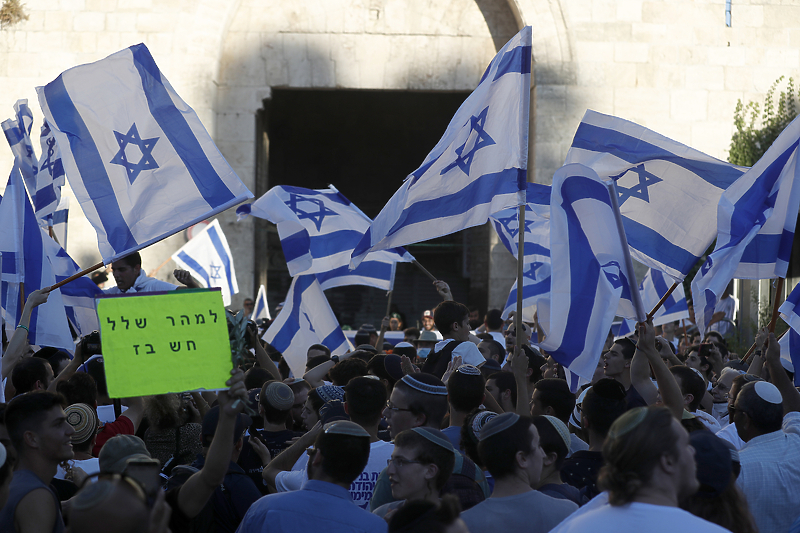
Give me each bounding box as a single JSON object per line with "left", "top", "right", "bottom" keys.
{"left": 97, "top": 289, "right": 231, "bottom": 397}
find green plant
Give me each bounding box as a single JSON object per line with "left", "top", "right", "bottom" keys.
{"left": 729, "top": 76, "right": 799, "bottom": 166}
{"left": 226, "top": 308, "right": 257, "bottom": 415}
{"left": 0, "top": 0, "right": 27, "bottom": 29}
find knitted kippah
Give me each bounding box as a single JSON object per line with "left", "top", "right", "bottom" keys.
{"left": 264, "top": 382, "right": 295, "bottom": 411}
{"left": 542, "top": 415, "right": 571, "bottom": 452}
{"left": 401, "top": 374, "right": 447, "bottom": 395}
{"left": 457, "top": 364, "right": 481, "bottom": 376}
{"left": 65, "top": 403, "right": 98, "bottom": 444}
{"left": 479, "top": 412, "right": 520, "bottom": 441}
{"left": 607, "top": 407, "right": 648, "bottom": 440}
{"left": 316, "top": 385, "right": 345, "bottom": 403}
{"left": 411, "top": 427, "right": 455, "bottom": 453}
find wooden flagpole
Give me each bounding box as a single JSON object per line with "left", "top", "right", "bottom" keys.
{"left": 148, "top": 256, "right": 172, "bottom": 277}
{"left": 45, "top": 261, "right": 105, "bottom": 292}
{"left": 647, "top": 281, "right": 680, "bottom": 321}
{"left": 376, "top": 290, "right": 393, "bottom": 350}
{"left": 743, "top": 277, "right": 785, "bottom": 363}
{"left": 412, "top": 260, "right": 438, "bottom": 282}
{"left": 515, "top": 205, "right": 525, "bottom": 352}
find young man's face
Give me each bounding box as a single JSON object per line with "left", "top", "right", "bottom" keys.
{"left": 671, "top": 418, "right": 699, "bottom": 500}
{"left": 111, "top": 261, "right": 140, "bottom": 292}
{"left": 603, "top": 343, "right": 628, "bottom": 378}
{"left": 422, "top": 316, "right": 435, "bottom": 331}
{"left": 37, "top": 405, "right": 75, "bottom": 464}
{"left": 383, "top": 388, "right": 420, "bottom": 439}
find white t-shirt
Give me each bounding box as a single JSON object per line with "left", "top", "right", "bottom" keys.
{"left": 96, "top": 404, "right": 128, "bottom": 424}
{"left": 434, "top": 339, "right": 485, "bottom": 367}
{"left": 716, "top": 422, "right": 746, "bottom": 450}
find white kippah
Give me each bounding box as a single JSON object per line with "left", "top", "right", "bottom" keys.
{"left": 457, "top": 364, "right": 481, "bottom": 376}
{"left": 401, "top": 374, "right": 448, "bottom": 395}
{"left": 781, "top": 358, "right": 795, "bottom": 373}
{"left": 542, "top": 415, "right": 571, "bottom": 452}
{"left": 754, "top": 381, "right": 783, "bottom": 404}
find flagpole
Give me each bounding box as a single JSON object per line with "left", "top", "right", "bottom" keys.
{"left": 412, "top": 260, "right": 438, "bottom": 282}
{"left": 646, "top": 281, "right": 680, "bottom": 321}
{"left": 515, "top": 205, "right": 525, "bottom": 353}
{"left": 45, "top": 261, "right": 105, "bottom": 292}
{"left": 743, "top": 277, "right": 785, "bottom": 363}
{"left": 377, "top": 290, "right": 393, "bottom": 350}
{"left": 148, "top": 256, "right": 172, "bottom": 277}
{"left": 19, "top": 281, "right": 25, "bottom": 316}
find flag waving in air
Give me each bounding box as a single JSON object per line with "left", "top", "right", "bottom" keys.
{"left": 251, "top": 284, "right": 270, "bottom": 322}
{"left": 2, "top": 100, "right": 38, "bottom": 199}
{"left": 171, "top": 220, "right": 239, "bottom": 306}
{"left": 350, "top": 26, "right": 532, "bottom": 268}
{"left": 34, "top": 119, "right": 67, "bottom": 226}
{"left": 617, "top": 268, "right": 690, "bottom": 338}
{"left": 37, "top": 44, "right": 253, "bottom": 264}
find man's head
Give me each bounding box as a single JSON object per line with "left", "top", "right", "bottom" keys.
{"left": 384, "top": 374, "right": 448, "bottom": 438}
{"left": 389, "top": 313, "right": 404, "bottom": 331}
{"left": 484, "top": 309, "right": 504, "bottom": 331}
{"left": 505, "top": 322, "right": 533, "bottom": 352}
{"left": 286, "top": 379, "right": 311, "bottom": 429}
{"left": 308, "top": 421, "right": 371, "bottom": 486}
{"left": 433, "top": 301, "right": 470, "bottom": 341}
{"left": 243, "top": 298, "right": 255, "bottom": 316}
{"left": 733, "top": 381, "right": 784, "bottom": 442}
{"left": 447, "top": 365, "right": 485, "bottom": 415}
{"left": 599, "top": 406, "right": 698, "bottom": 505}
{"left": 5, "top": 391, "right": 74, "bottom": 464}
{"left": 532, "top": 415, "right": 571, "bottom": 478}
{"left": 201, "top": 406, "right": 252, "bottom": 460}
{"left": 603, "top": 338, "right": 636, "bottom": 379}
{"left": 111, "top": 252, "right": 142, "bottom": 292}
{"left": 530, "top": 378, "right": 576, "bottom": 424}
{"left": 414, "top": 330, "right": 438, "bottom": 360}
{"left": 468, "top": 306, "right": 481, "bottom": 330}
{"left": 486, "top": 371, "right": 516, "bottom": 413}
{"left": 244, "top": 367, "right": 272, "bottom": 391}
{"left": 99, "top": 435, "right": 157, "bottom": 474}
{"left": 685, "top": 344, "right": 713, "bottom": 380}
{"left": 345, "top": 376, "right": 387, "bottom": 427}
{"left": 581, "top": 379, "right": 628, "bottom": 440}
{"left": 328, "top": 358, "right": 368, "bottom": 386}
{"left": 711, "top": 367, "right": 738, "bottom": 404}
{"left": 478, "top": 413, "right": 544, "bottom": 486}
{"left": 65, "top": 403, "right": 100, "bottom": 454}
{"left": 12, "top": 357, "right": 54, "bottom": 395}
{"left": 389, "top": 427, "right": 455, "bottom": 501}
{"left": 727, "top": 373, "right": 762, "bottom": 421}
{"left": 355, "top": 324, "right": 378, "bottom": 347}
{"left": 670, "top": 366, "right": 706, "bottom": 412}
{"left": 478, "top": 339, "right": 506, "bottom": 365}
{"left": 259, "top": 381, "right": 295, "bottom": 425}
{"left": 306, "top": 344, "right": 331, "bottom": 362}
{"left": 69, "top": 476, "right": 152, "bottom": 533}
{"left": 421, "top": 310, "right": 435, "bottom": 331}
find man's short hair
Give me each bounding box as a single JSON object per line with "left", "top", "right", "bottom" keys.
{"left": 478, "top": 415, "right": 533, "bottom": 479}
{"left": 394, "top": 429, "right": 455, "bottom": 490}
{"left": 244, "top": 367, "right": 272, "bottom": 391}
{"left": 345, "top": 376, "right": 387, "bottom": 426}
{"left": 354, "top": 332, "right": 372, "bottom": 346}
{"left": 737, "top": 382, "right": 784, "bottom": 434}
{"left": 11, "top": 357, "right": 51, "bottom": 394}
{"left": 532, "top": 416, "right": 569, "bottom": 470}
{"left": 328, "top": 358, "right": 368, "bottom": 387}
{"left": 613, "top": 337, "right": 637, "bottom": 360}
{"left": 533, "top": 378, "right": 576, "bottom": 424}
{"left": 523, "top": 345, "right": 546, "bottom": 383}
{"left": 482, "top": 340, "right": 506, "bottom": 364}
{"left": 116, "top": 252, "right": 142, "bottom": 268}
{"left": 307, "top": 344, "right": 331, "bottom": 358}
{"left": 315, "top": 426, "right": 371, "bottom": 485}
{"left": 433, "top": 301, "right": 469, "bottom": 335}
{"left": 447, "top": 367, "right": 485, "bottom": 413}
{"left": 598, "top": 406, "right": 679, "bottom": 506}
{"left": 56, "top": 372, "right": 98, "bottom": 407}
{"left": 393, "top": 374, "right": 449, "bottom": 428}
{"left": 488, "top": 371, "right": 517, "bottom": 407}
{"left": 5, "top": 391, "right": 66, "bottom": 452}
{"left": 485, "top": 309, "right": 504, "bottom": 330}
{"left": 259, "top": 381, "right": 293, "bottom": 425}
{"left": 581, "top": 379, "right": 627, "bottom": 438}
{"left": 670, "top": 366, "right": 706, "bottom": 411}
{"left": 306, "top": 354, "right": 331, "bottom": 371}
{"left": 85, "top": 358, "right": 108, "bottom": 397}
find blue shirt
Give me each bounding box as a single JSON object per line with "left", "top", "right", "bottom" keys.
{"left": 236, "top": 479, "right": 387, "bottom": 533}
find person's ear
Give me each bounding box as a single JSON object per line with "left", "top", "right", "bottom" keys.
{"left": 683, "top": 394, "right": 694, "bottom": 407}
{"left": 542, "top": 451, "right": 558, "bottom": 467}
{"left": 423, "top": 463, "right": 439, "bottom": 483}
{"left": 23, "top": 430, "right": 39, "bottom": 449}
{"left": 515, "top": 449, "right": 529, "bottom": 470}
{"left": 501, "top": 389, "right": 512, "bottom": 402}
{"left": 543, "top": 406, "right": 556, "bottom": 418}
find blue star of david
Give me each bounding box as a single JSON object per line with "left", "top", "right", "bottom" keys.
{"left": 109, "top": 123, "right": 159, "bottom": 185}
{"left": 700, "top": 257, "right": 713, "bottom": 276}
{"left": 286, "top": 194, "right": 338, "bottom": 232}
{"left": 524, "top": 262, "right": 544, "bottom": 281}
{"left": 440, "top": 106, "right": 496, "bottom": 176}
{"left": 609, "top": 163, "right": 662, "bottom": 206}
{"left": 600, "top": 261, "right": 624, "bottom": 289}
{"left": 496, "top": 213, "right": 533, "bottom": 239}
{"left": 39, "top": 138, "right": 59, "bottom": 177}
{"left": 209, "top": 264, "right": 222, "bottom": 281}
{"left": 303, "top": 312, "right": 316, "bottom": 333}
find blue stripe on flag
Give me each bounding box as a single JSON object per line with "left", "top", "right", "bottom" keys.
{"left": 206, "top": 225, "right": 235, "bottom": 295}
{"left": 493, "top": 45, "right": 532, "bottom": 80}
{"left": 35, "top": 185, "right": 57, "bottom": 211}
{"left": 308, "top": 230, "right": 368, "bottom": 259}
{"left": 790, "top": 328, "right": 800, "bottom": 387}
{"left": 572, "top": 123, "right": 744, "bottom": 189}
{"left": 52, "top": 209, "right": 68, "bottom": 224}
{"left": 651, "top": 270, "right": 677, "bottom": 309}
{"left": 130, "top": 44, "right": 236, "bottom": 207}
{"left": 176, "top": 251, "right": 210, "bottom": 287}
{"left": 1, "top": 251, "right": 16, "bottom": 274}
{"left": 3, "top": 126, "right": 22, "bottom": 145}
{"left": 280, "top": 231, "right": 308, "bottom": 264}
{"left": 23, "top": 193, "right": 44, "bottom": 337}
{"left": 622, "top": 216, "right": 700, "bottom": 276}
{"left": 316, "top": 261, "right": 393, "bottom": 285}
{"left": 321, "top": 328, "right": 347, "bottom": 351}
{"left": 43, "top": 77, "right": 138, "bottom": 252}
{"left": 271, "top": 276, "right": 315, "bottom": 352}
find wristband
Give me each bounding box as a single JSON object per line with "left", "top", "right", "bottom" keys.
{"left": 16, "top": 324, "right": 29, "bottom": 333}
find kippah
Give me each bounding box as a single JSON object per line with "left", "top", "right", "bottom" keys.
{"left": 479, "top": 412, "right": 520, "bottom": 441}
{"left": 542, "top": 415, "right": 571, "bottom": 451}
{"left": 457, "top": 364, "right": 481, "bottom": 376}
{"left": 401, "top": 374, "right": 447, "bottom": 395}
{"left": 264, "top": 382, "right": 294, "bottom": 411}
{"left": 395, "top": 342, "right": 414, "bottom": 348}
{"left": 754, "top": 381, "right": 782, "bottom": 404}
{"left": 781, "top": 358, "right": 795, "bottom": 373}
{"left": 316, "top": 385, "right": 345, "bottom": 403}
{"left": 65, "top": 403, "right": 98, "bottom": 444}
{"left": 470, "top": 411, "right": 498, "bottom": 442}
{"left": 411, "top": 427, "right": 455, "bottom": 453}
{"left": 323, "top": 420, "right": 370, "bottom": 437}
{"left": 607, "top": 407, "right": 648, "bottom": 440}
{"left": 689, "top": 367, "right": 705, "bottom": 380}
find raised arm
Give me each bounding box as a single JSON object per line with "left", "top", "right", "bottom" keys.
{"left": 262, "top": 422, "right": 322, "bottom": 489}
{"left": 637, "top": 322, "right": 684, "bottom": 420}
{"left": 508, "top": 347, "right": 531, "bottom": 416}
{"left": 252, "top": 329, "right": 282, "bottom": 382}
{"left": 764, "top": 331, "right": 800, "bottom": 415}
{"left": 3, "top": 289, "right": 50, "bottom": 380}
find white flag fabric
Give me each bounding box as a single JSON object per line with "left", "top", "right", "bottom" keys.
{"left": 0, "top": 168, "right": 73, "bottom": 350}
{"left": 565, "top": 110, "right": 746, "bottom": 280}
{"left": 780, "top": 282, "right": 800, "bottom": 335}
{"left": 34, "top": 119, "right": 66, "bottom": 225}
{"left": 37, "top": 44, "right": 253, "bottom": 264}
{"left": 538, "top": 164, "right": 645, "bottom": 382}
{"left": 350, "top": 26, "right": 532, "bottom": 267}
{"left": 263, "top": 274, "right": 351, "bottom": 377}
{"left": 171, "top": 220, "right": 238, "bottom": 306}
{"left": 248, "top": 185, "right": 413, "bottom": 290}
{"left": 501, "top": 261, "right": 551, "bottom": 322}
{"left": 2, "top": 99, "right": 38, "bottom": 199}
{"left": 251, "top": 284, "right": 270, "bottom": 322}
{"left": 617, "top": 268, "right": 690, "bottom": 338}
{"left": 692, "top": 116, "right": 800, "bottom": 332}
{"left": 51, "top": 195, "right": 69, "bottom": 250}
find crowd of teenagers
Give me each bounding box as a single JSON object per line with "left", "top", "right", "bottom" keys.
{"left": 0, "top": 253, "right": 799, "bottom": 533}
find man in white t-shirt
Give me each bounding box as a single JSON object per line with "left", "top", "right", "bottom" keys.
{"left": 551, "top": 406, "right": 729, "bottom": 533}
{"left": 420, "top": 301, "right": 485, "bottom": 379}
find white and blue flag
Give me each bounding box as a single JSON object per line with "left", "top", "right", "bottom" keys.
{"left": 2, "top": 99, "right": 38, "bottom": 199}
{"left": 51, "top": 196, "right": 69, "bottom": 250}
{"left": 263, "top": 274, "right": 351, "bottom": 377}
{"left": 501, "top": 261, "right": 551, "bottom": 323}
{"left": 692, "top": 116, "right": 800, "bottom": 332}
{"left": 780, "top": 282, "right": 800, "bottom": 335}
{"left": 37, "top": 43, "right": 253, "bottom": 264}
{"left": 350, "top": 26, "right": 532, "bottom": 267}
{"left": 538, "top": 164, "right": 645, "bottom": 382}
{"left": 0, "top": 168, "right": 74, "bottom": 350}
{"left": 249, "top": 185, "right": 413, "bottom": 291}
{"left": 778, "top": 327, "right": 800, "bottom": 386}
{"left": 251, "top": 284, "right": 271, "bottom": 322}
{"left": 34, "top": 119, "right": 66, "bottom": 225}
{"left": 565, "top": 110, "right": 746, "bottom": 280}
{"left": 617, "top": 268, "right": 690, "bottom": 337}
{"left": 171, "top": 219, "right": 238, "bottom": 306}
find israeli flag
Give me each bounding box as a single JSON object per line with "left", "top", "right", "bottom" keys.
{"left": 501, "top": 261, "right": 551, "bottom": 322}
{"left": 263, "top": 274, "right": 351, "bottom": 377}
{"left": 780, "top": 282, "right": 800, "bottom": 334}
{"left": 37, "top": 43, "right": 253, "bottom": 264}
{"left": 778, "top": 327, "right": 800, "bottom": 386}
{"left": 171, "top": 220, "right": 238, "bottom": 306}
{"left": 51, "top": 196, "right": 69, "bottom": 250}
{"left": 490, "top": 182, "right": 551, "bottom": 263}
{"left": 617, "top": 268, "right": 690, "bottom": 337}
{"left": 34, "top": 119, "right": 66, "bottom": 225}
{"left": 249, "top": 185, "right": 413, "bottom": 291}
{"left": 0, "top": 168, "right": 74, "bottom": 350}
{"left": 565, "top": 110, "right": 746, "bottom": 280}
{"left": 538, "top": 164, "right": 645, "bottom": 382}
{"left": 692, "top": 116, "right": 800, "bottom": 332}
{"left": 251, "top": 284, "right": 271, "bottom": 322}
{"left": 2, "top": 99, "right": 38, "bottom": 199}
{"left": 350, "top": 27, "right": 532, "bottom": 268}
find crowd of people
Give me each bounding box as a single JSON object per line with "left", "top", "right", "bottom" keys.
{"left": 0, "top": 252, "right": 799, "bottom": 533}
